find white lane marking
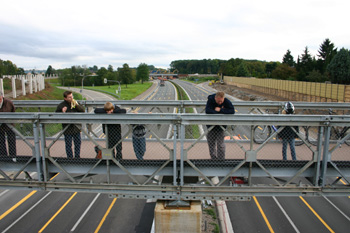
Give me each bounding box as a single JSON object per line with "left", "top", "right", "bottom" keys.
{"left": 0, "top": 189, "right": 9, "bottom": 197}
{"left": 273, "top": 196, "right": 300, "bottom": 233}
{"left": 2, "top": 191, "right": 52, "bottom": 233}
{"left": 322, "top": 196, "right": 350, "bottom": 222}
{"left": 70, "top": 193, "right": 101, "bottom": 232}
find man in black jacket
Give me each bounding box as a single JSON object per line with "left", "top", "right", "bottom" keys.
{"left": 94, "top": 102, "right": 126, "bottom": 159}
{"left": 55, "top": 91, "right": 85, "bottom": 158}
{"left": 205, "top": 91, "right": 235, "bottom": 160}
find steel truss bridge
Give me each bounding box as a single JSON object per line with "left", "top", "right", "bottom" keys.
{"left": 0, "top": 100, "right": 350, "bottom": 201}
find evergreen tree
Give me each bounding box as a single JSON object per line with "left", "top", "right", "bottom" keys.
{"left": 327, "top": 48, "right": 350, "bottom": 84}
{"left": 296, "top": 47, "right": 315, "bottom": 80}
{"left": 317, "top": 38, "right": 337, "bottom": 74}
{"left": 45, "top": 65, "right": 55, "bottom": 76}
{"left": 282, "top": 49, "right": 295, "bottom": 67}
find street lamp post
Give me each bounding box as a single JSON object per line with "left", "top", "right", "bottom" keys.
{"left": 104, "top": 78, "right": 121, "bottom": 98}
{"left": 80, "top": 73, "right": 98, "bottom": 100}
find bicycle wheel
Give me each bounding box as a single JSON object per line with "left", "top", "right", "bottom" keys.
{"left": 344, "top": 128, "right": 350, "bottom": 146}
{"left": 340, "top": 127, "right": 350, "bottom": 146}
{"left": 294, "top": 126, "right": 306, "bottom": 146}
{"left": 253, "top": 125, "right": 271, "bottom": 144}
{"left": 306, "top": 126, "right": 319, "bottom": 146}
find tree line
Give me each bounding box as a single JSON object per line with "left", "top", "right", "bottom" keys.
{"left": 46, "top": 63, "right": 151, "bottom": 87}
{"left": 170, "top": 38, "right": 350, "bottom": 84}
{"left": 0, "top": 59, "right": 25, "bottom": 76}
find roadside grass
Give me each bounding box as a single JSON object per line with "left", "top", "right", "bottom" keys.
{"left": 47, "top": 78, "right": 153, "bottom": 100}
{"left": 203, "top": 207, "right": 220, "bottom": 233}
{"left": 84, "top": 82, "right": 153, "bottom": 100}
{"left": 170, "top": 80, "right": 200, "bottom": 139}
{"left": 183, "top": 76, "right": 219, "bottom": 84}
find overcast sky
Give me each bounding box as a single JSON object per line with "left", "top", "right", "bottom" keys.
{"left": 1, "top": 0, "right": 349, "bottom": 71}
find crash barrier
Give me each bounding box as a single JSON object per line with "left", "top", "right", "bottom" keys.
{"left": 0, "top": 101, "right": 350, "bottom": 200}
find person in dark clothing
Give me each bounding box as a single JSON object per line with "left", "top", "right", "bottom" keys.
{"left": 132, "top": 124, "right": 146, "bottom": 160}
{"left": 55, "top": 91, "right": 85, "bottom": 158}
{"left": 0, "top": 93, "right": 16, "bottom": 157}
{"left": 94, "top": 102, "right": 126, "bottom": 160}
{"left": 278, "top": 102, "right": 298, "bottom": 160}
{"left": 205, "top": 91, "right": 235, "bottom": 160}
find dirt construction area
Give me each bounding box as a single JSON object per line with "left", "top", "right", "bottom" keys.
{"left": 211, "top": 82, "right": 288, "bottom": 101}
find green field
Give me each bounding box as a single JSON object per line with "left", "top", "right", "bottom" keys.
{"left": 84, "top": 82, "right": 153, "bottom": 100}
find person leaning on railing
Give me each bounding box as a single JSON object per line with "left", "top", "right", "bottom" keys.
{"left": 205, "top": 91, "right": 235, "bottom": 160}
{"left": 94, "top": 102, "right": 126, "bottom": 160}
{"left": 0, "top": 92, "right": 16, "bottom": 157}
{"left": 55, "top": 91, "right": 85, "bottom": 158}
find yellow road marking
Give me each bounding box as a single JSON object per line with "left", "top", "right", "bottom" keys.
{"left": 339, "top": 179, "right": 350, "bottom": 198}
{"left": 0, "top": 173, "right": 60, "bottom": 221}
{"left": 50, "top": 173, "right": 60, "bottom": 180}
{"left": 253, "top": 196, "right": 275, "bottom": 233}
{"left": 0, "top": 191, "right": 36, "bottom": 220}
{"left": 299, "top": 196, "right": 335, "bottom": 233}
{"left": 94, "top": 198, "right": 117, "bottom": 233}
{"left": 39, "top": 192, "right": 77, "bottom": 233}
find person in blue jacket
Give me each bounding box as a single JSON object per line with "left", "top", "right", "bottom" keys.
{"left": 205, "top": 91, "right": 235, "bottom": 160}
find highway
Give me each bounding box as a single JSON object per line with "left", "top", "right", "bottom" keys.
{"left": 172, "top": 79, "right": 350, "bottom": 233}
{"left": 1, "top": 80, "right": 350, "bottom": 233}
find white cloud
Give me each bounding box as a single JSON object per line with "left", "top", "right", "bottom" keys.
{"left": 0, "top": 0, "right": 349, "bottom": 70}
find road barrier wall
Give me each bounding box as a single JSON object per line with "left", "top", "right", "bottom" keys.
{"left": 224, "top": 76, "right": 350, "bottom": 102}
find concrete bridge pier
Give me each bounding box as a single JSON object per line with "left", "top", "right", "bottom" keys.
{"left": 154, "top": 200, "right": 202, "bottom": 233}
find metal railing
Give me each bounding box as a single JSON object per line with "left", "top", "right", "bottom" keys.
{"left": 0, "top": 101, "right": 349, "bottom": 201}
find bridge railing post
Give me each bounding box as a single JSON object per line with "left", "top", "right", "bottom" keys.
{"left": 314, "top": 126, "right": 324, "bottom": 186}
{"left": 33, "top": 120, "right": 43, "bottom": 182}
{"left": 320, "top": 125, "right": 331, "bottom": 187}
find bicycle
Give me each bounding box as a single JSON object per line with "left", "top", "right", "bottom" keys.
{"left": 252, "top": 108, "right": 305, "bottom": 146}
{"left": 306, "top": 109, "right": 350, "bottom": 146}
{"left": 253, "top": 124, "right": 305, "bottom": 146}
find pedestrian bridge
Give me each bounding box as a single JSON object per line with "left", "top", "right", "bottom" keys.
{"left": 0, "top": 101, "right": 349, "bottom": 200}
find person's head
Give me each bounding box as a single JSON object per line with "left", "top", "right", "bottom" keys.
{"left": 284, "top": 102, "right": 295, "bottom": 114}
{"left": 215, "top": 91, "right": 225, "bottom": 105}
{"left": 104, "top": 102, "right": 115, "bottom": 113}
{"left": 63, "top": 91, "right": 73, "bottom": 103}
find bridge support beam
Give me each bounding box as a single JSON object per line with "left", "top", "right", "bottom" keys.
{"left": 154, "top": 200, "right": 201, "bottom": 233}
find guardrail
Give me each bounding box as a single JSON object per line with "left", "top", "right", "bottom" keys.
{"left": 0, "top": 102, "right": 350, "bottom": 200}
{"left": 13, "top": 100, "right": 350, "bottom": 113}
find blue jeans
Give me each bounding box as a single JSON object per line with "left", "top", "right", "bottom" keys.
{"left": 282, "top": 138, "right": 296, "bottom": 160}
{"left": 132, "top": 136, "right": 146, "bottom": 160}
{"left": 64, "top": 133, "right": 81, "bottom": 158}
